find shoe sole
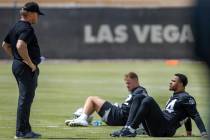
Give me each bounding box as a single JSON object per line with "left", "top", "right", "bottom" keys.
{"left": 120, "top": 134, "right": 136, "bottom": 137}
{"left": 14, "top": 136, "right": 23, "bottom": 139}
{"left": 65, "top": 120, "right": 75, "bottom": 126}
{"left": 110, "top": 134, "right": 120, "bottom": 137}
{"left": 14, "top": 136, "right": 41, "bottom": 139}
{"left": 65, "top": 121, "right": 70, "bottom": 126}
{"left": 68, "top": 123, "right": 88, "bottom": 127}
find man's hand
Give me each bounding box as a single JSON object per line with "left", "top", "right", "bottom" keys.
{"left": 23, "top": 60, "right": 36, "bottom": 72}
{"left": 201, "top": 132, "right": 208, "bottom": 138}
{"left": 29, "top": 63, "right": 37, "bottom": 72}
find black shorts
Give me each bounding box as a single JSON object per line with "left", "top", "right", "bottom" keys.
{"left": 98, "top": 101, "right": 127, "bottom": 126}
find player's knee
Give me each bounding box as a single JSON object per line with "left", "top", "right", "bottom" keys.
{"left": 87, "top": 96, "right": 99, "bottom": 102}
{"left": 91, "top": 96, "right": 104, "bottom": 107}
{"left": 142, "top": 97, "right": 153, "bottom": 107}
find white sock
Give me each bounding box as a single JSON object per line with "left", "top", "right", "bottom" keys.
{"left": 128, "top": 126, "right": 136, "bottom": 133}
{"left": 79, "top": 113, "right": 88, "bottom": 120}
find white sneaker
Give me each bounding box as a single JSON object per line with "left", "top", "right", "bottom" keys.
{"left": 65, "top": 116, "right": 93, "bottom": 126}
{"left": 65, "top": 119, "right": 73, "bottom": 126}
{"left": 68, "top": 118, "right": 89, "bottom": 127}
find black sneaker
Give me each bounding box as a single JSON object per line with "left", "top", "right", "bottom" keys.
{"left": 110, "top": 127, "right": 126, "bottom": 137}
{"left": 120, "top": 127, "right": 137, "bottom": 137}
{"left": 14, "top": 131, "right": 41, "bottom": 139}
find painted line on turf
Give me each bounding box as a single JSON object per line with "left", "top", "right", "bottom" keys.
{"left": 0, "top": 125, "right": 101, "bottom": 129}
{"left": 0, "top": 125, "right": 97, "bottom": 130}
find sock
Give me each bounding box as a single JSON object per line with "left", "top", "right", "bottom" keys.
{"left": 79, "top": 113, "right": 88, "bottom": 120}
{"left": 128, "top": 126, "right": 136, "bottom": 133}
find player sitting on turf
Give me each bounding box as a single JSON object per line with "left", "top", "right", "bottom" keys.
{"left": 65, "top": 72, "right": 148, "bottom": 128}
{"left": 110, "top": 73, "right": 208, "bottom": 138}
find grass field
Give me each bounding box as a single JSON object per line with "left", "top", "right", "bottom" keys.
{"left": 0, "top": 60, "right": 208, "bottom": 140}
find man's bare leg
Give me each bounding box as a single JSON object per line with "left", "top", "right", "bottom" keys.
{"left": 83, "top": 96, "right": 106, "bottom": 115}
{"left": 66, "top": 96, "right": 106, "bottom": 126}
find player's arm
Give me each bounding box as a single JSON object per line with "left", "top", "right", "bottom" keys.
{"left": 192, "top": 112, "right": 208, "bottom": 138}
{"left": 2, "top": 41, "right": 12, "bottom": 57}
{"left": 16, "top": 40, "right": 36, "bottom": 71}
{"left": 193, "top": 114, "right": 208, "bottom": 138}
{"left": 183, "top": 97, "right": 208, "bottom": 138}
{"left": 184, "top": 118, "right": 192, "bottom": 136}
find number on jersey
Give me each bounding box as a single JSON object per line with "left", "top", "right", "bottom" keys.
{"left": 165, "top": 99, "right": 177, "bottom": 113}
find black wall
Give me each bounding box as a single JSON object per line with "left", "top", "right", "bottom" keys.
{"left": 0, "top": 7, "right": 194, "bottom": 59}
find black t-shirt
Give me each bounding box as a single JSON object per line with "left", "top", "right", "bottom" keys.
{"left": 4, "top": 20, "right": 41, "bottom": 65}
{"left": 163, "top": 92, "right": 206, "bottom": 133}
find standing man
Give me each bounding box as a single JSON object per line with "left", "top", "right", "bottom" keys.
{"left": 2, "top": 2, "right": 44, "bottom": 139}
{"left": 65, "top": 72, "right": 148, "bottom": 127}
{"left": 111, "top": 73, "right": 208, "bottom": 138}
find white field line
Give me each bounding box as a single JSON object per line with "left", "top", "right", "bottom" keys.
{"left": 0, "top": 125, "right": 102, "bottom": 129}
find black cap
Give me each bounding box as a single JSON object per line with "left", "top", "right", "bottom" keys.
{"left": 23, "top": 2, "right": 44, "bottom": 15}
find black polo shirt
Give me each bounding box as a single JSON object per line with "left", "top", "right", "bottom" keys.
{"left": 4, "top": 20, "right": 41, "bottom": 65}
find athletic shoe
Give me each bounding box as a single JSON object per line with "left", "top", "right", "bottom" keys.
{"left": 68, "top": 118, "right": 88, "bottom": 127}
{"left": 120, "top": 127, "right": 137, "bottom": 137}
{"left": 73, "top": 108, "right": 94, "bottom": 124}
{"left": 65, "top": 119, "right": 72, "bottom": 126}
{"left": 14, "top": 131, "right": 41, "bottom": 139}
{"left": 65, "top": 116, "right": 93, "bottom": 125}
{"left": 110, "top": 127, "right": 127, "bottom": 137}
{"left": 136, "top": 127, "right": 147, "bottom": 135}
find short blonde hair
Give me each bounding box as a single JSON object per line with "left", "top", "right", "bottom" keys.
{"left": 125, "top": 72, "right": 139, "bottom": 81}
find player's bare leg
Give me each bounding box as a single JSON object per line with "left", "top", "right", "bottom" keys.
{"left": 83, "top": 96, "right": 106, "bottom": 115}
{"left": 67, "top": 96, "right": 105, "bottom": 127}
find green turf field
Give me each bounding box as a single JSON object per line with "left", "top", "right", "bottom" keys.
{"left": 0, "top": 60, "right": 208, "bottom": 140}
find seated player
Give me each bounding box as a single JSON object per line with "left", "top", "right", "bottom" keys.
{"left": 110, "top": 73, "right": 208, "bottom": 138}
{"left": 65, "top": 72, "right": 148, "bottom": 127}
